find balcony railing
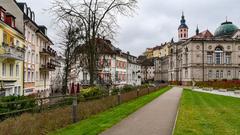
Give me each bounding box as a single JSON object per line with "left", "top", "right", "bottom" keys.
{"left": 40, "top": 46, "right": 56, "bottom": 57}
{"left": 40, "top": 62, "right": 56, "bottom": 71}
{"left": 0, "top": 42, "right": 25, "bottom": 61}
{"left": 50, "top": 59, "right": 61, "bottom": 67}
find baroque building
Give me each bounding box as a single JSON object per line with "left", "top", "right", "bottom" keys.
{"left": 155, "top": 13, "right": 240, "bottom": 85}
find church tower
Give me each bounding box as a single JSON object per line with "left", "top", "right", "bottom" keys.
{"left": 178, "top": 12, "right": 189, "bottom": 40}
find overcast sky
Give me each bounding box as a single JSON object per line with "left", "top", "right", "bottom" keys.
{"left": 19, "top": 0, "right": 240, "bottom": 56}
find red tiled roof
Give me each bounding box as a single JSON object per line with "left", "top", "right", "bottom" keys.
{"left": 191, "top": 30, "right": 213, "bottom": 39}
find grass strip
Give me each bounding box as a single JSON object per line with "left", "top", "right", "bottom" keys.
{"left": 50, "top": 86, "right": 172, "bottom": 135}
{"left": 174, "top": 89, "right": 240, "bottom": 135}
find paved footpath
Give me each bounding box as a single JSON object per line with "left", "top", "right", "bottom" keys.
{"left": 101, "top": 87, "right": 183, "bottom": 135}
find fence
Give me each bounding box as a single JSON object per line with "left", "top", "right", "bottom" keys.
{"left": 0, "top": 84, "right": 168, "bottom": 135}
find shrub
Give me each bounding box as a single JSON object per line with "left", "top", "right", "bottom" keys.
{"left": 195, "top": 80, "right": 240, "bottom": 89}
{"left": 122, "top": 85, "right": 134, "bottom": 93}
{"left": 0, "top": 96, "right": 37, "bottom": 121}
{"left": 80, "top": 86, "right": 108, "bottom": 99}
{"left": 0, "top": 96, "right": 37, "bottom": 114}
{"left": 111, "top": 87, "right": 120, "bottom": 95}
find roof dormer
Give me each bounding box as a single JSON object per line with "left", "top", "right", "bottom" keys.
{"left": 0, "top": 6, "right": 6, "bottom": 21}
{"left": 5, "top": 12, "right": 16, "bottom": 28}
{"left": 27, "top": 7, "right": 31, "bottom": 18}
{"left": 31, "top": 12, "right": 35, "bottom": 21}
{"left": 39, "top": 25, "right": 47, "bottom": 35}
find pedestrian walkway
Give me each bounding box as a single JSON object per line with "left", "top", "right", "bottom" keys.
{"left": 101, "top": 87, "right": 183, "bottom": 135}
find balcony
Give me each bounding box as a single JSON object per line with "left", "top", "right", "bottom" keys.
{"left": 0, "top": 42, "right": 25, "bottom": 61}
{"left": 40, "top": 46, "right": 56, "bottom": 57}
{"left": 50, "top": 59, "right": 61, "bottom": 67}
{"left": 40, "top": 62, "right": 56, "bottom": 71}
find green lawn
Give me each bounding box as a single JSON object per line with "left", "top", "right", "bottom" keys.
{"left": 174, "top": 89, "right": 240, "bottom": 135}
{"left": 50, "top": 86, "right": 172, "bottom": 135}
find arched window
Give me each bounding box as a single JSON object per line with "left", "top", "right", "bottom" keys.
{"left": 215, "top": 47, "right": 223, "bottom": 64}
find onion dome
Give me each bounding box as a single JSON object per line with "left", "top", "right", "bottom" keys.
{"left": 214, "top": 21, "right": 238, "bottom": 37}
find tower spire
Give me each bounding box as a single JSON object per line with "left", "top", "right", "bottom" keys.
{"left": 196, "top": 25, "right": 199, "bottom": 35}
{"left": 178, "top": 11, "right": 189, "bottom": 41}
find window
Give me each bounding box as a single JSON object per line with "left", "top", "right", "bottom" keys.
{"left": 16, "top": 64, "right": 19, "bottom": 77}
{"left": 208, "top": 70, "right": 212, "bottom": 78}
{"left": 225, "top": 53, "right": 231, "bottom": 64}
{"left": 24, "top": 71, "right": 26, "bottom": 82}
{"left": 227, "top": 71, "right": 231, "bottom": 77}
{"left": 216, "top": 70, "right": 219, "bottom": 78}
{"left": 28, "top": 31, "right": 30, "bottom": 41}
{"left": 10, "top": 64, "right": 14, "bottom": 77}
{"left": 31, "top": 34, "right": 34, "bottom": 44}
{"left": 16, "top": 40, "right": 20, "bottom": 47}
{"left": 185, "top": 69, "right": 188, "bottom": 78}
{"left": 36, "top": 71, "right": 39, "bottom": 81}
{"left": 31, "top": 53, "right": 35, "bottom": 64}
{"left": 11, "top": 19, "right": 15, "bottom": 27}
{"left": 1, "top": 12, "right": 4, "bottom": 21}
{"left": 220, "top": 71, "right": 223, "bottom": 78}
{"left": 28, "top": 52, "right": 31, "bottom": 62}
{"left": 28, "top": 71, "right": 31, "bottom": 82}
{"left": 207, "top": 52, "right": 213, "bottom": 64}
{"left": 3, "top": 32, "right": 7, "bottom": 43}
{"left": 185, "top": 53, "right": 188, "bottom": 64}
{"left": 215, "top": 47, "right": 223, "bottom": 64}
{"left": 2, "top": 63, "right": 6, "bottom": 76}
{"left": 36, "top": 54, "right": 39, "bottom": 64}
{"left": 32, "top": 72, "right": 34, "bottom": 82}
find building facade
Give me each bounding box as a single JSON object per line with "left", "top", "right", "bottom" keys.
{"left": 0, "top": 6, "right": 25, "bottom": 96}
{"left": 140, "top": 58, "right": 155, "bottom": 83}
{"left": 155, "top": 13, "right": 240, "bottom": 85}
{"left": 0, "top": 1, "right": 57, "bottom": 97}
{"left": 72, "top": 38, "right": 141, "bottom": 87}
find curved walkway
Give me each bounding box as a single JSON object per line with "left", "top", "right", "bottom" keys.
{"left": 101, "top": 87, "right": 183, "bottom": 135}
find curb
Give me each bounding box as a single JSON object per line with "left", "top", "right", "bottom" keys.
{"left": 171, "top": 88, "right": 183, "bottom": 135}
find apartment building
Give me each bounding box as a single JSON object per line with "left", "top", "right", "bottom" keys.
{"left": 73, "top": 38, "right": 141, "bottom": 87}
{"left": 0, "top": 6, "right": 25, "bottom": 96}
{"left": 0, "top": 0, "right": 57, "bottom": 97}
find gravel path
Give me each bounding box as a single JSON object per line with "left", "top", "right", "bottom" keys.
{"left": 100, "top": 87, "right": 183, "bottom": 135}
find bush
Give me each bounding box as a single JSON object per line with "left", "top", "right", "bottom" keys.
{"left": 0, "top": 96, "right": 37, "bottom": 114}
{"left": 122, "top": 85, "right": 134, "bottom": 93}
{"left": 195, "top": 80, "right": 240, "bottom": 90}
{"left": 140, "top": 83, "right": 150, "bottom": 88}
{"left": 80, "top": 86, "right": 108, "bottom": 99}
{"left": 0, "top": 96, "right": 37, "bottom": 121}
{"left": 111, "top": 87, "right": 120, "bottom": 95}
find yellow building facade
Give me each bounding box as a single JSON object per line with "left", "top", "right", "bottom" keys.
{"left": 0, "top": 15, "right": 25, "bottom": 96}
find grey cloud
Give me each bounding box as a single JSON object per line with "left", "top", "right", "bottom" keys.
{"left": 21, "top": 0, "right": 240, "bottom": 56}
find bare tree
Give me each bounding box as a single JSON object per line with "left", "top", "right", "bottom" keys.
{"left": 51, "top": 0, "right": 137, "bottom": 86}
{"left": 57, "top": 19, "right": 83, "bottom": 94}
